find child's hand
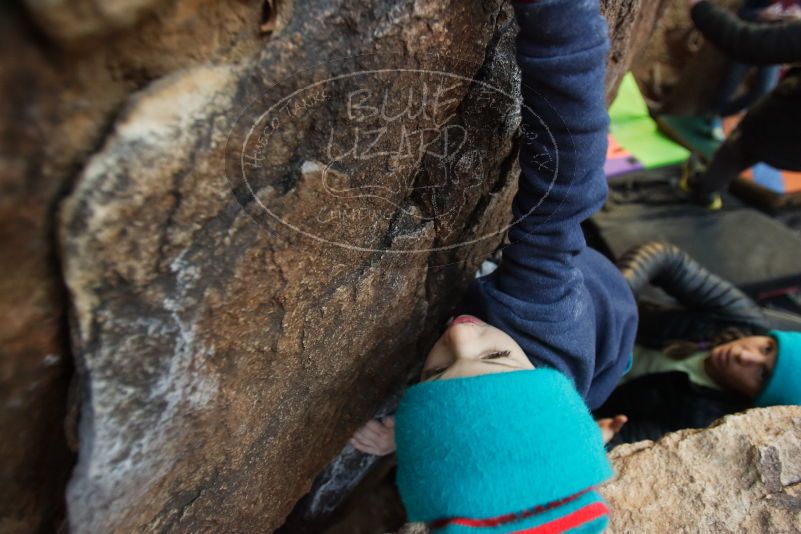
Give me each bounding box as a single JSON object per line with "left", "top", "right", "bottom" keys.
{"left": 350, "top": 416, "right": 396, "bottom": 456}
{"left": 597, "top": 415, "right": 627, "bottom": 444}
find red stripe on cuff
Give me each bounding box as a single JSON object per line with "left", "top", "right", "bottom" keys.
{"left": 432, "top": 489, "right": 591, "bottom": 529}
{"left": 514, "top": 502, "right": 609, "bottom": 534}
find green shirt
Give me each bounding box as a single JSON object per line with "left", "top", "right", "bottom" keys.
{"left": 622, "top": 344, "right": 721, "bottom": 390}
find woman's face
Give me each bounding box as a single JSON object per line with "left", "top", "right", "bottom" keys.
{"left": 704, "top": 335, "right": 777, "bottom": 397}
{"left": 421, "top": 315, "right": 534, "bottom": 382}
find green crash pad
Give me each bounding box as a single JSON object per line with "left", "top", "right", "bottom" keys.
{"left": 608, "top": 74, "right": 690, "bottom": 169}
{"left": 656, "top": 114, "right": 719, "bottom": 161}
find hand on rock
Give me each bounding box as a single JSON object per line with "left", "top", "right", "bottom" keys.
{"left": 597, "top": 415, "right": 628, "bottom": 444}
{"left": 350, "top": 416, "right": 396, "bottom": 456}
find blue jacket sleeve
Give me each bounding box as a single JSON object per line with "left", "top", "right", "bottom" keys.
{"left": 499, "top": 0, "right": 609, "bottom": 294}
{"left": 457, "top": 0, "right": 613, "bottom": 400}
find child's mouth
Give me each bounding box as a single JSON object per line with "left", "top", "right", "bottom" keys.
{"left": 449, "top": 314, "right": 484, "bottom": 326}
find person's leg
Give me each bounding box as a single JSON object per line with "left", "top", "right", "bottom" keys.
{"left": 712, "top": 0, "right": 777, "bottom": 121}
{"left": 729, "top": 72, "right": 801, "bottom": 172}
{"left": 692, "top": 74, "right": 801, "bottom": 204}
{"left": 705, "top": 63, "right": 750, "bottom": 141}
{"left": 691, "top": 128, "right": 757, "bottom": 197}
{"left": 712, "top": 62, "right": 750, "bottom": 116}
{"left": 719, "top": 65, "right": 781, "bottom": 117}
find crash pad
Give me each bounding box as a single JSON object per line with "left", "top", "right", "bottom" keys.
{"left": 607, "top": 74, "right": 690, "bottom": 170}
{"left": 588, "top": 167, "right": 801, "bottom": 298}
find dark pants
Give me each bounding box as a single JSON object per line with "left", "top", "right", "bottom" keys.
{"left": 596, "top": 371, "right": 750, "bottom": 447}
{"left": 695, "top": 70, "right": 801, "bottom": 196}
{"left": 713, "top": 62, "right": 780, "bottom": 117}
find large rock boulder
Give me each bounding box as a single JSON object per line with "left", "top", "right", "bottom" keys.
{"left": 0, "top": 0, "right": 673, "bottom": 531}
{"left": 0, "top": 7, "right": 98, "bottom": 532}
{"left": 0, "top": 0, "right": 264, "bottom": 530}
{"left": 60, "top": 1, "right": 521, "bottom": 532}
{"left": 604, "top": 406, "right": 801, "bottom": 532}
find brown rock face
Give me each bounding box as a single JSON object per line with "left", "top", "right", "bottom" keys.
{"left": 60, "top": 2, "right": 521, "bottom": 532}
{"left": 0, "top": 0, "right": 670, "bottom": 532}
{"left": 1, "top": 0, "right": 265, "bottom": 530}
{"left": 601, "top": 0, "right": 672, "bottom": 103}
{"left": 24, "top": 0, "right": 168, "bottom": 42}
{"left": 603, "top": 407, "right": 801, "bottom": 533}
{"left": 630, "top": 0, "right": 740, "bottom": 113}
{"left": 0, "top": 9, "right": 76, "bottom": 533}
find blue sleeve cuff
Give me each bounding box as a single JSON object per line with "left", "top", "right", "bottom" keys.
{"left": 623, "top": 353, "right": 633, "bottom": 375}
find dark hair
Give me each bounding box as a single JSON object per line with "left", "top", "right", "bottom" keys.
{"left": 663, "top": 327, "right": 756, "bottom": 361}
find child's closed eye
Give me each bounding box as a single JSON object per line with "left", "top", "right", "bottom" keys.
{"left": 424, "top": 367, "right": 447, "bottom": 380}
{"left": 423, "top": 350, "right": 513, "bottom": 381}
{"left": 482, "top": 350, "right": 511, "bottom": 360}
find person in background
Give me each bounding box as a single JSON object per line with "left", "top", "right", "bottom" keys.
{"left": 702, "top": 0, "right": 781, "bottom": 142}
{"left": 682, "top": 0, "right": 801, "bottom": 208}
{"left": 596, "top": 241, "right": 801, "bottom": 446}
{"left": 350, "top": 0, "right": 637, "bottom": 531}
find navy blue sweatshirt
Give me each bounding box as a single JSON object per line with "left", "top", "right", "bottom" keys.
{"left": 455, "top": 0, "right": 638, "bottom": 410}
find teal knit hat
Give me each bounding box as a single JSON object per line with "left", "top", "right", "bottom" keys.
{"left": 756, "top": 330, "right": 801, "bottom": 407}
{"left": 395, "top": 369, "right": 613, "bottom": 533}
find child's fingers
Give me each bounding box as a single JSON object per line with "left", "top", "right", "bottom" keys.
{"left": 351, "top": 418, "right": 396, "bottom": 456}
{"left": 354, "top": 422, "right": 390, "bottom": 442}
{"left": 596, "top": 417, "right": 621, "bottom": 444}
{"left": 360, "top": 421, "right": 387, "bottom": 441}
{"left": 353, "top": 430, "right": 380, "bottom": 449}
{"left": 365, "top": 419, "right": 389, "bottom": 433}
{"left": 350, "top": 433, "right": 373, "bottom": 448}
{"left": 611, "top": 415, "right": 628, "bottom": 433}
{"left": 350, "top": 437, "right": 373, "bottom": 454}
{"left": 351, "top": 435, "right": 385, "bottom": 456}
{"left": 353, "top": 424, "right": 380, "bottom": 441}
{"left": 352, "top": 435, "right": 382, "bottom": 455}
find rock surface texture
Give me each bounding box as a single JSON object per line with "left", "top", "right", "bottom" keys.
{"left": 1, "top": 0, "right": 265, "bottom": 530}
{"left": 601, "top": 0, "right": 672, "bottom": 103}
{"left": 0, "top": 0, "right": 673, "bottom": 532}
{"left": 630, "top": 0, "right": 739, "bottom": 112}
{"left": 60, "top": 1, "right": 522, "bottom": 532}
{"left": 603, "top": 407, "right": 801, "bottom": 533}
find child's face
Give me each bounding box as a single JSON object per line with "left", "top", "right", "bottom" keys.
{"left": 421, "top": 315, "right": 534, "bottom": 382}
{"left": 704, "top": 335, "right": 777, "bottom": 398}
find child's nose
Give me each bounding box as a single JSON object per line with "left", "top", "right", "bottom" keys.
{"left": 446, "top": 324, "right": 481, "bottom": 352}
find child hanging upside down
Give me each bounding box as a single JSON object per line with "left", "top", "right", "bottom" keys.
{"left": 352, "top": 0, "right": 638, "bottom": 532}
